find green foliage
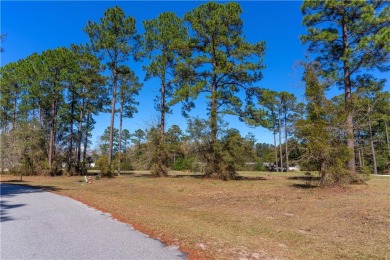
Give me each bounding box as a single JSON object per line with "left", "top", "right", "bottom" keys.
{"left": 219, "top": 128, "right": 256, "bottom": 179}
{"left": 0, "top": 44, "right": 105, "bottom": 177}
{"left": 2, "top": 3, "right": 388, "bottom": 185}
{"left": 172, "top": 156, "right": 194, "bottom": 171}
{"left": 0, "top": 120, "right": 47, "bottom": 177}
{"left": 185, "top": 117, "right": 257, "bottom": 179}
{"left": 84, "top": 6, "right": 140, "bottom": 166}
{"left": 295, "top": 63, "right": 355, "bottom": 185}
{"left": 145, "top": 126, "right": 169, "bottom": 177}
{"left": 117, "top": 66, "right": 142, "bottom": 119}
{"left": 131, "top": 129, "right": 146, "bottom": 147}
{"left": 121, "top": 129, "right": 131, "bottom": 152}
{"left": 84, "top": 6, "right": 138, "bottom": 62}
{"left": 116, "top": 66, "right": 142, "bottom": 175}
{"left": 142, "top": 12, "right": 189, "bottom": 177}
{"left": 142, "top": 12, "right": 188, "bottom": 88}
{"left": 96, "top": 155, "right": 112, "bottom": 177}
{"left": 16, "top": 121, "right": 47, "bottom": 175}
{"left": 301, "top": 0, "right": 390, "bottom": 74}
{"left": 98, "top": 127, "right": 119, "bottom": 155}
{"left": 150, "top": 144, "right": 169, "bottom": 177}
{"left": 118, "top": 159, "right": 133, "bottom": 172}
{"left": 301, "top": 0, "right": 390, "bottom": 173}
{"left": 170, "top": 2, "right": 266, "bottom": 179}
{"left": 353, "top": 75, "right": 390, "bottom": 174}
{"left": 246, "top": 88, "right": 300, "bottom": 171}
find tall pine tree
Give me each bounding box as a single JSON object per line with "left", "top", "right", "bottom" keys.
{"left": 173, "top": 2, "right": 266, "bottom": 179}
{"left": 301, "top": 0, "right": 390, "bottom": 173}
{"left": 84, "top": 6, "right": 139, "bottom": 174}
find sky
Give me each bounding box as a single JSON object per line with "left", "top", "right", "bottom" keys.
{"left": 1, "top": 1, "right": 313, "bottom": 147}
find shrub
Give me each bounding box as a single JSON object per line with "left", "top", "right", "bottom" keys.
{"left": 173, "top": 157, "right": 194, "bottom": 171}
{"left": 96, "top": 155, "right": 112, "bottom": 177}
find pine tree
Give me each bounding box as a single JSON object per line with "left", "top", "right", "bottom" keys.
{"left": 301, "top": 0, "right": 390, "bottom": 173}
{"left": 70, "top": 44, "right": 106, "bottom": 173}
{"left": 172, "top": 2, "right": 266, "bottom": 179}
{"left": 142, "top": 12, "right": 188, "bottom": 177}
{"left": 116, "top": 66, "right": 142, "bottom": 175}
{"left": 84, "top": 6, "right": 139, "bottom": 174}
{"left": 296, "top": 63, "right": 352, "bottom": 185}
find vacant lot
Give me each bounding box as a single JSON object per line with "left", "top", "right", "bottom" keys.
{"left": 1, "top": 172, "right": 389, "bottom": 259}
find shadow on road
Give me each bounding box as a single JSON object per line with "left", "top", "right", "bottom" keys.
{"left": 0, "top": 183, "right": 62, "bottom": 222}
{"left": 1, "top": 200, "right": 26, "bottom": 222}
{"left": 0, "top": 182, "right": 62, "bottom": 195}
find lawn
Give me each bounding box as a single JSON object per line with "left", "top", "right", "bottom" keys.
{"left": 1, "top": 172, "right": 389, "bottom": 259}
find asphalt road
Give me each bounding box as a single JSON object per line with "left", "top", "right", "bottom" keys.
{"left": 0, "top": 183, "right": 186, "bottom": 260}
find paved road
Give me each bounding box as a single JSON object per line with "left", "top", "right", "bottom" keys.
{"left": 0, "top": 183, "right": 186, "bottom": 260}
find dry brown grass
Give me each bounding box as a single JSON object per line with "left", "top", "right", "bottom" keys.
{"left": 1, "top": 172, "right": 389, "bottom": 259}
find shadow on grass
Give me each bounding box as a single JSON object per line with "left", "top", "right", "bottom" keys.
{"left": 236, "top": 176, "right": 267, "bottom": 181}
{"left": 288, "top": 175, "right": 320, "bottom": 189}
{"left": 123, "top": 172, "right": 267, "bottom": 181}
{"left": 122, "top": 172, "right": 205, "bottom": 179}
{"left": 170, "top": 174, "right": 205, "bottom": 179}
{"left": 291, "top": 183, "right": 319, "bottom": 189}
{"left": 287, "top": 176, "right": 321, "bottom": 181}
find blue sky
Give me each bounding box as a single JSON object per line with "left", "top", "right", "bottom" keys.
{"left": 2, "top": 1, "right": 311, "bottom": 147}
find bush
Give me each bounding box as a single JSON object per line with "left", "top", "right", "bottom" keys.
{"left": 173, "top": 157, "right": 194, "bottom": 171}
{"left": 96, "top": 155, "right": 112, "bottom": 177}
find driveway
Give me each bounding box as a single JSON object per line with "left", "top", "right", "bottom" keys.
{"left": 0, "top": 183, "right": 186, "bottom": 260}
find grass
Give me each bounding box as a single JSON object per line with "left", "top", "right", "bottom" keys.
{"left": 1, "top": 171, "right": 390, "bottom": 259}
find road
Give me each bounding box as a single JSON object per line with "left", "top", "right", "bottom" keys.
{"left": 0, "top": 183, "right": 186, "bottom": 260}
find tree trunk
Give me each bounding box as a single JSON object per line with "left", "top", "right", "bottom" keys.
{"left": 208, "top": 77, "right": 218, "bottom": 177}
{"left": 273, "top": 131, "right": 278, "bottom": 172}
{"left": 161, "top": 81, "right": 166, "bottom": 143}
{"left": 108, "top": 69, "right": 118, "bottom": 171}
{"left": 284, "top": 113, "right": 289, "bottom": 172}
{"left": 12, "top": 84, "right": 17, "bottom": 130}
{"left": 342, "top": 12, "right": 356, "bottom": 174}
{"left": 278, "top": 115, "right": 283, "bottom": 171}
{"left": 117, "top": 103, "right": 123, "bottom": 176}
{"left": 68, "top": 89, "right": 75, "bottom": 174}
{"left": 77, "top": 96, "right": 85, "bottom": 171}
{"left": 83, "top": 111, "right": 91, "bottom": 163}
{"left": 356, "top": 133, "right": 363, "bottom": 171}
{"left": 154, "top": 80, "right": 168, "bottom": 177}
{"left": 358, "top": 148, "right": 362, "bottom": 170}
{"left": 123, "top": 135, "right": 127, "bottom": 153}
{"left": 49, "top": 98, "right": 57, "bottom": 176}
{"left": 368, "top": 115, "right": 378, "bottom": 175}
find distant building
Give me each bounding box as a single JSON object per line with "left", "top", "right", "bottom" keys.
{"left": 288, "top": 165, "right": 300, "bottom": 171}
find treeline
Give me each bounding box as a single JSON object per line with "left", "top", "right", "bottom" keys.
{"left": 1, "top": 46, "right": 107, "bottom": 175}
{"left": 94, "top": 124, "right": 269, "bottom": 174}
{"left": 1, "top": 1, "right": 389, "bottom": 184}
